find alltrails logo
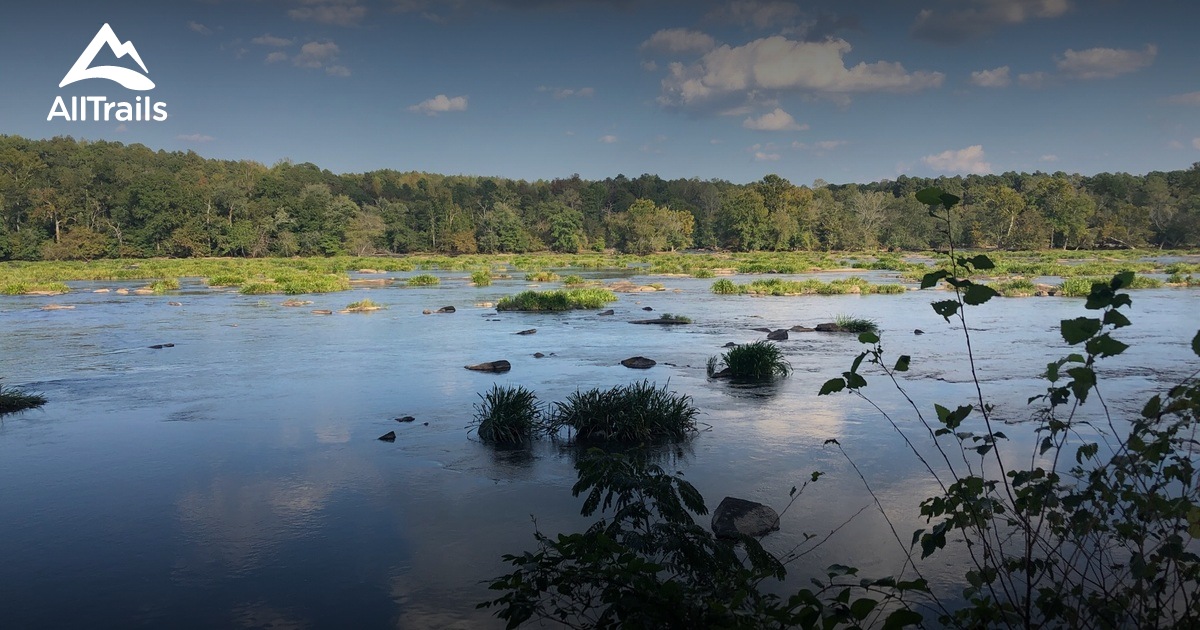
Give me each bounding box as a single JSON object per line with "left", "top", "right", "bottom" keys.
{"left": 47, "top": 23, "right": 168, "bottom": 122}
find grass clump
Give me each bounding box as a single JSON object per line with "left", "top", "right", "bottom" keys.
{"left": 711, "top": 279, "right": 742, "bottom": 295}
{"left": 993, "top": 278, "right": 1038, "bottom": 297}
{"left": 471, "top": 270, "right": 492, "bottom": 286}
{"left": 239, "top": 281, "right": 279, "bottom": 295}
{"left": 833, "top": 314, "right": 879, "bottom": 334}
{"left": 406, "top": 274, "right": 440, "bottom": 287}
{"left": 472, "top": 385, "right": 541, "bottom": 445}
{"left": 1, "top": 282, "right": 71, "bottom": 295}
{"left": 0, "top": 383, "right": 47, "bottom": 415}
{"left": 345, "top": 298, "right": 383, "bottom": 311}
{"left": 206, "top": 273, "right": 246, "bottom": 287}
{"left": 277, "top": 274, "right": 351, "bottom": 294}
{"left": 692, "top": 268, "right": 716, "bottom": 279}
{"left": 525, "top": 271, "right": 561, "bottom": 282}
{"left": 562, "top": 274, "right": 586, "bottom": 286}
{"left": 659, "top": 313, "right": 692, "bottom": 323}
{"left": 1060, "top": 274, "right": 1163, "bottom": 297}
{"left": 547, "top": 381, "right": 698, "bottom": 444}
{"left": 496, "top": 288, "right": 617, "bottom": 312}
{"left": 149, "top": 278, "right": 180, "bottom": 293}
{"left": 706, "top": 341, "right": 791, "bottom": 381}
{"left": 1168, "top": 273, "right": 1200, "bottom": 286}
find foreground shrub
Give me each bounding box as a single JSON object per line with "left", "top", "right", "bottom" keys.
{"left": 471, "top": 270, "right": 492, "bottom": 286}
{"left": 0, "top": 383, "right": 47, "bottom": 415}
{"left": 547, "top": 381, "right": 699, "bottom": 443}
{"left": 472, "top": 385, "right": 541, "bottom": 445}
{"left": 496, "top": 288, "right": 617, "bottom": 312}
{"left": 707, "top": 340, "right": 791, "bottom": 381}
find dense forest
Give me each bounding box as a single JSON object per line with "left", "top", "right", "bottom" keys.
{"left": 1, "top": 134, "right": 1198, "bottom": 261}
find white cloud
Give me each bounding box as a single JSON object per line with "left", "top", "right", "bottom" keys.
{"left": 266, "top": 51, "right": 289, "bottom": 64}
{"left": 538, "top": 86, "right": 594, "bottom": 99}
{"left": 289, "top": 1, "right": 366, "bottom": 26}
{"left": 912, "top": 0, "right": 1070, "bottom": 44}
{"left": 408, "top": 94, "right": 468, "bottom": 115}
{"left": 658, "top": 36, "right": 943, "bottom": 108}
{"left": 188, "top": 21, "right": 212, "bottom": 35}
{"left": 641, "top": 60, "right": 658, "bottom": 72}
{"left": 922, "top": 145, "right": 991, "bottom": 174}
{"left": 1056, "top": 45, "right": 1156, "bottom": 80}
{"left": 742, "top": 107, "right": 808, "bottom": 131}
{"left": 1165, "top": 91, "right": 1200, "bottom": 105}
{"left": 1018, "top": 71, "right": 1049, "bottom": 87}
{"left": 641, "top": 28, "right": 716, "bottom": 55}
{"left": 1194, "top": 138, "right": 1200, "bottom": 151}
{"left": 114, "top": 124, "right": 128, "bottom": 133}
{"left": 325, "top": 65, "right": 351, "bottom": 77}
{"left": 598, "top": 135, "right": 618, "bottom": 144}
{"left": 178, "top": 133, "right": 215, "bottom": 143}
{"left": 294, "top": 41, "right": 340, "bottom": 68}
{"left": 814, "top": 140, "right": 846, "bottom": 150}
{"left": 1039, "top": 154, "right": 1059, "bottom": 162}
{"left": 970, "top": 66, "right": 1010, "bottom": 87}
{"left": 753, "top": 151, "right": 781, "bottom": 161}
{"left": 253, "top": 34, "right": 294, "bottom": 47}
{"left": 1167, "top": 140, "right": 1184, "bottom": 150}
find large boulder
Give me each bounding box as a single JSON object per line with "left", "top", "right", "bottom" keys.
{"left": 711, "top": 497, "right": 780, "bottom": 539}
{"left": 766, "top": 329, "right": 789, "bottom": 341}
{"left": 436, "top": 305, "right": 456, "bottom": 313}
{"left": 814, "top": 322, "right": 842, "bottom": 332}
{"left": 621, "top": 356, "right": 656, "bottom": 369}
{"left": 465, "top": 360, "right": 511, "bottom": 373}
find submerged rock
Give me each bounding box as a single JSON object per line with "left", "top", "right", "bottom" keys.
{"left": 814, "top": 323, "right": 843, "bottom": 332}
{"left": 751, "top": 327, "right": 772, "bottom": 333}
{"left": 621, "top": 356, "right": 656, "bottom": 369}
{"left": 914, "top": 329, "right": 925, "bottom": 335}
{"left": 711, "top": 497, "right": 780, "bottom": 539}
{"left": 436, "top": 305, "right": 456, "bottom": 313}
{"left": 465, "top": 360, "right": 511, "bottom": 373}
{"left": 515, "top": 329, "right": 537, "bottom": 335}
{"left": 378, "top": 431, "right": 396, "bottom": 442}
{"left": 642, "top": 306, "right": 654, "bottom": 311}
{"left": 766, "top": 329, "right": 789, "bottom": 341}
{"left": 597, "top": 309, "right": 615, "bottom": 316}
{"left": 395, "top": 416, "right": 415, "bottom": 423}
{"left": 533, "top": 352, "right": 545, "bottom": 358}
{"left": 311, "top": 309, "right": 333, "bottom": 315}
{"left": 148, "top": 343, "right": 175, "bottom": 349}
{"left": 789, "top": 325, "right": 815, "bottom": 332}
{"left": 629, "top": 318, "right": 689, "bottom": 325}
{"left": 167, "top": 301, "right": 183, "bottom": 307}
{"left": 40, "top": 304, "right": 75, "bottom": 311}
{"left": 723, "top": 342, "right": 737, "bottom": 347}
{"left": 422, "top": 309, "right": 432, "bottom": 314}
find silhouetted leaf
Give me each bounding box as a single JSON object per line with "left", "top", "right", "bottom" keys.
{"left": 968, "top": 254, "right": 995, "bottom": 270}
{"left": 819, "top": 378, "right": 845, "bottom": 395}
{"left": 1104, "top": 309, "right": 1131, "bottom": 329}
{"left": 932, "top": 300, "right": 960, "bottom": 321}
{"left": 1086, "top": 333, "right": 1128, "bottom": 358}
{"left": 1066, "top": 366, "right": 1096, "bottom": 403}
{"left": 858, "top": 331, "right": 880, "bottom": 344}
{"left": 894, "top": 355, "right": 911, "bottom": 372}
{"left": 1111, "top": 271, "right": 1135, "bottom": 290}
{"left": 915, "top": 188, "right": 945, "bottom": 205}
{"left": 1061, "top": 317, "right": 1101, "bottom": 345}
{"left": 1193, "top": 330, "right": 1200, "bottom": 357}
{"left": 963, "top": 284, "right": 999, "bottom": 306}
{"left": 920, "top": 269, "right": 949, "bottom": 289}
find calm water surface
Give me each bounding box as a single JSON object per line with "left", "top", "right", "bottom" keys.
{"left": 1, "top": 269, "right": 1196, "bottom": 628}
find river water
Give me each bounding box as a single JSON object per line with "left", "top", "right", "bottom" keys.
{"left": 1, "top": 268, "right": 1196, "bottom": 628}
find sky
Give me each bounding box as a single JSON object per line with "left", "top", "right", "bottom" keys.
{"left": 1, "top": 0, "right": 1198, "bottom": 185}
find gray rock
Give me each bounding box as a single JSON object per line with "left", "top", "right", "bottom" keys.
{"left": 597, "top": 309, "right": 615, "bottom": 316}
{"left": 395, "top": 416, "right": 415, "bottom": 423}
{"left": 766, "top": 329, "right": 789, "bottom": 341}
{"left": 630, "top": 318, "right": 689, "bottom": 325}
{"left": 621, "top": 356, "right": 656, "bottom": 369}
{"left": 790, "top": 325, "right": 815, "bottom": 332}
{"left": 515, "top": 329, "right": 537, "bottom": 335}
{"left": 465, "top": 360, "right": 512, "bottom": 373}
{"left": 723, "top": 342, "right": 737, "bottom": 347}
{"left": 711, "top": 497, "right": 780, "bottom": 539}
{"left": 533, "top": 352, "right": 545, "bottom": 358}
{"left": 378, "top": 431, "right": 396, "bottom": 442}
{"left": 751, "top": 327, "right": 772, "bottom": 333}
{"left": 436, "top": 306, "right": 456, "bottom": 313}
{"left": 642, "top": 306, "right": 654, "bottom": 311}
{"left": 914, "top": 329, "right": 925, "bottom": 335}
{"left": 815, "top": 322, "right": 842, "bottom": 332}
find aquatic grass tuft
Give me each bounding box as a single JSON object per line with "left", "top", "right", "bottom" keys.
{"left": 707, "top": 340, "right": 791, "bottom": 381}
{"left": 406, "top": 274, "right": 440, "bottom": 287}
{"left": 525, "top": 271, "right": 561, "bottom": 282}
{"left": 546, "top": 381, "right": 698, "bottom": 444}
{"left": 562, "top": 274, "right": 586, "bottom": 286}
{"left": 692, "top": 269, "right": 715, "bottom": 279}
{"left": 833, "top": 314, "right": 879, "bottom": 334}
{"left": 471, "top": 270, "right": 492, "bottom": 286}
{"left": 0, "top": 383, "right": 47, "bottom": 415}
{"left": 345, "top": 298, "right": 383, "bottom": 311}
{"left": 149, "top": 278, "right": 180, "bottom": 293}
{"left": 659, "top": 313, "right": 692, "bottom": 323}
{"left": 496, "top": 288, "right": 617, "bottom": 312}
{"left": 711, "top": 279, "right": 741, "bottom": 295}
{"left": 472, "top": 385, "right": 542, "bottom": 445}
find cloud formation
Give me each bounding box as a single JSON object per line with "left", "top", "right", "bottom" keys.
{"left": 253, "top": 34, "right": 295, "bottom": 47}
{"left": 1194, "top": 138, "right": 1200, "bottom": 151}
{"left": 922, "top": 145, "right": 991, "bottom": 173}
{"left": 538, "top": 86, "right": 595, "bottom": 99}
{"left": 970, "top": 66, "right": 1010, "bottom": 87}
{"left": 1056, "top": 45, "right": 1157, "bottom": 79}
{"left": 742, "top": 108, "right": 807, "bottom": 131}
{"left": 658, "top": 36, "right": 943, "bottom": 108}
{"left": 1165, "top": 91, "right": 1200, "bottom": 106}
{"left": 641, "top": 28, "right": 716, "bottom": 56}
{"left": 178, "top": 133, "right": 215, "bottom": 143}
{"left": 912, "top": 0, "right": 1070, "bottom": 44}
{"left": 408, "top": 94, "right": 469, "bottom": 115}
{"left": 598, "top": 134, "right": 618, "bottom": 143}
{"left": 188, "top": 21, "right": 212, "bottom": 35}
{"left": 294, "top": 41, "right": 341, "bottom": 68}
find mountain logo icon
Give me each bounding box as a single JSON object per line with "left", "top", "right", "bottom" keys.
{"left": 59, "top": 23, "right": 155, "bottom": 91}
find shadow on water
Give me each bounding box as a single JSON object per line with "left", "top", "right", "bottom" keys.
{"left": 718, "top": 379, "right": 788, "bottom": 400}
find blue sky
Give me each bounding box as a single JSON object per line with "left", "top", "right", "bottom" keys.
{"left": 1, "top": 0, "right": 1198, "bottom": 184}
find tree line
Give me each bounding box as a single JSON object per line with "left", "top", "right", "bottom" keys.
{"left": 1, "top": 134, "right": 1198, "bottom": 261}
